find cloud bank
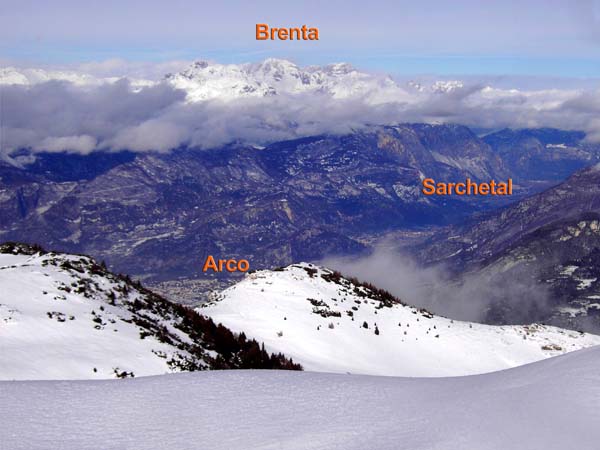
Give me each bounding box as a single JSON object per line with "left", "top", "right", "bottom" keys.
{"left": 322, "top": 247, "right": 550, "bottom": 324}
{"left": 2, "top": 60, "right": 600, "bottom": 156}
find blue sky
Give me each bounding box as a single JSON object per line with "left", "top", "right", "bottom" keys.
{"left": 1, "top": 0, "right": 599, "bottom": 77}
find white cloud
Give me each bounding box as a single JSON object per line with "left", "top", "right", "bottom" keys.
{"left": 109, "top": 120, "right": 189, "bottom": 152}
{"left": 35, "top": 135, "right": 97, "bottom": 153}
{"left": 2, "top": 59, "right": 600, "bottom": 156}
{"left": 322, "top": 246, "right": 550, "bottom": 323}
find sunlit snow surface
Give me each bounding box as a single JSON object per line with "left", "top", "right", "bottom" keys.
{"left": 2, "top": 347, "right": 600, "bottom": 450}
{"left": 0, "top": 252, "right": 196, "bottom": 380}
{"left": 201, "top": 264, "right": 600, "bottom": 376}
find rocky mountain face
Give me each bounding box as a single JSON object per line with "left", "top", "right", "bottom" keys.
{"left": 0, "top": 242, "right": 301, "bottom": 380}
{"left": 483, "top": 128, "right": 598, "bottom": 184}
{"left": 417, "top": 164, "right": 600, "bottom": 332}
{"left": 0, "top": 124, "right": 512, "bottom": 288}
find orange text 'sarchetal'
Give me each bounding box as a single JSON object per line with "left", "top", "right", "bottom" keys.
{"left": 422, "top": 178, "right": 513, "bottom": 196}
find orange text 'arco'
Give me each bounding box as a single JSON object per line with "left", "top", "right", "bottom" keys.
{"left": 202, "top": 255, "right": 250, "bottom": 273}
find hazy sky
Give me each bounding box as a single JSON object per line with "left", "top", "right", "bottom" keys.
{"left": 1, "top": 0, "right": 599, "bottom": 76}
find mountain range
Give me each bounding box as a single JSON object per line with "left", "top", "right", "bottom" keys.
{"left": 165, "top": 59, "right": 402, "bottom": 102}
{"left": 1, "top": 123, "right": 598, "bottom": 299}
{"left": 3, "top": 57, "right": 599, "bottom": 154}
{"left": 0, "top": 58, "right": 459, "bottom": 102}
{"left": 483, "top": 127, "right": 596, "bottom": 183}
{"left": 3, "top": 59, "right": 600, "bottom": 331}
{"left": 1, "top": 124, "right": 599, "bottom": 306}
{"left": 0, "top": 125, "right": 497, "bottom": 280}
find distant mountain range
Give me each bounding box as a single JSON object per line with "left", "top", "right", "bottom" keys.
{"left": 0, "top": 58, "right": 460, "bottom": 102}
{"left": 3, "top": 57, "right": 599, "bottom": 155}
{"left": 164, "top": 59, "right": 401, "bottom": 102}
{"left": 483, "top": 128, "right": 596, "bottom": 183}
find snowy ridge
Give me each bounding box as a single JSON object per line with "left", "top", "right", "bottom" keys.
{"left": 0, "top": 59, "right": 417, "bottom": 103}
{"left": 164, "top": 58, "right": 403, "bottom": 102}
{"left": 201, "top": 263, "right": 600, "bottom": 376}
{"left": 0, "top": 59, "right": 403, "bottom": 103}
{"left": 3, "top": 346, "right": 600, "bottom": 450}
{"left": 0, "top": 243, "right": 300, "bottom": 380}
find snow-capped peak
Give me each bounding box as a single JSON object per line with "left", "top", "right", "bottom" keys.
{"left": 164, "top": 58, "right": 401, "bottom": 102}
{"left": 201, "top": 263, "right": 600, "bottom": 377}
{"left": 322, "top": 62, "right": 356, "bottom": 76}
{"left": 431, "top": 80, "right": 464, "bottom": 93}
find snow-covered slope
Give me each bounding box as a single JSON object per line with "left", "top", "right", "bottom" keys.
{"left": 201, "top": 263, "right": 600, "bottom": 376}
{"left": 0, "top": 243, "right": 300, "bottom": 380}
{"left": 3, "top": 346, "right": 600, "bottom": 450}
